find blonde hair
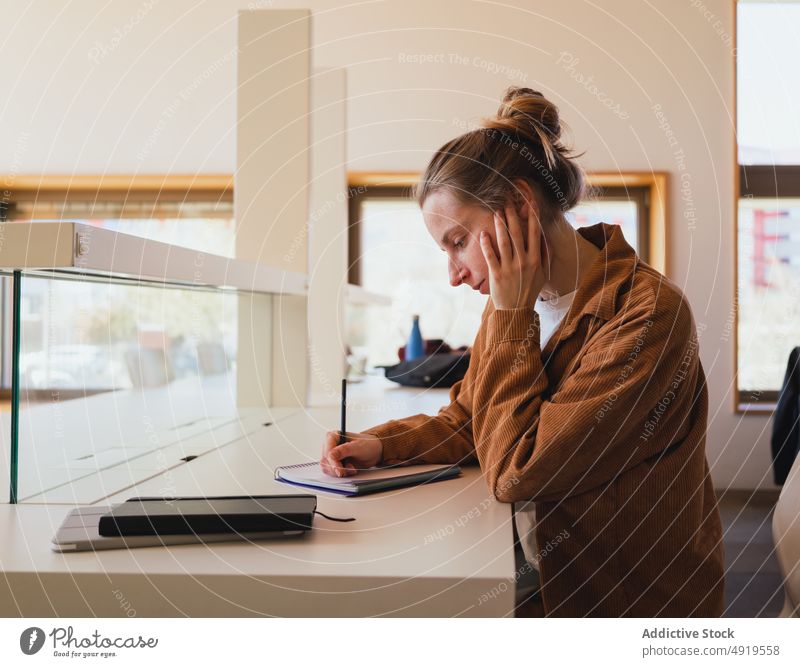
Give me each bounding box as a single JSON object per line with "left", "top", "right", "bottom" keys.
{"left": 414, "top": 87, "right": 588, "bottom": 215}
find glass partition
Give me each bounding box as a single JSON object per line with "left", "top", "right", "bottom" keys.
{"left": 0, "top": 271, "right": 12, "bottom": 504}
{"left": 5, "top": 271, "right": 271, "bottom": 504}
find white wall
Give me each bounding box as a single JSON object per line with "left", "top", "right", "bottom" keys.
{"left": 1, "top": 1, "right": 762, "bottom": 490}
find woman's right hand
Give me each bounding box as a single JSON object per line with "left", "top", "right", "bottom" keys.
{"left": 320, "top": 430, "right": 383, "bottom": 478}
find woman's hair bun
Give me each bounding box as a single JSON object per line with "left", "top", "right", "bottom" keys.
{"left": 415, "top": 86, "right": 588, "bottom": 214}
{"left": 496, "top": 86, "right": 562, "bottom": 140}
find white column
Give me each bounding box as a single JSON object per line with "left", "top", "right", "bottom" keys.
{"left": 308, "top": 67, "right": 348, "bottom": 407}
{"left": 235, "top": 9, "right": 311, "bottom": 407}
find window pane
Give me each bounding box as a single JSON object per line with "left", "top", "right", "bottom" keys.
{"left": 568, "top": 199, "right": 639, "bottom": 251}
{"left": 354, "top": 198, "right": 485, "bottom": 367}
{"left": 10, "top": 201, "right": 235, "bottom": 257}
{"left": 737, "top": 197, "right": 800, "bottom": 393}
{"left": 353, "top": 196, "right": 641, "bottom": 368}
{"left": 737, "top": 2, "right": 800, "bottom": 164}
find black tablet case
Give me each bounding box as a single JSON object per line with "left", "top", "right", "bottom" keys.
{"left": 98, "top": 495, "right": 317, "bottom": 537}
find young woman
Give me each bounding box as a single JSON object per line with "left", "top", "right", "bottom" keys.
{"left": 320, "top": 87, "right": 725, "bottom": 617}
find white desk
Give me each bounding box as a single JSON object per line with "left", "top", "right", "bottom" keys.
{"left": 2, "top": 373, "right": 270, "bottom": 504}
{"left": 0, "top": 376, "right": 516, "bottom": 617}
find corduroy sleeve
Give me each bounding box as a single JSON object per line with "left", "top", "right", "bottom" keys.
{"left": 360, "top": 303, "right": 494, "bottom": 467}
{"left": 361, "top": 376, "right": 478, "bottom": 467}
{"left": 474, "top": 288, "right": 701, "bottom": 503}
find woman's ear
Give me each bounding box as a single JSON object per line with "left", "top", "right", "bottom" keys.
{"left": 511, "top": 179, "right": 536, "bottom": 218}
{"left": 526, "top": 194, "right": 541, "bottom": 224}
{"left": 514, "top": 192, "right": 528, "bottom": 217}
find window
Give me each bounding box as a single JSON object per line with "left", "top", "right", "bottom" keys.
{"left": 0, "top": 175, "right": 233, "bottom": 399}
{"left": 347, "top": 173, "right": 664, "bottom": 369}
{"left": 568, "top": 186, "right": 649, "bottom": 255}
{"left": 349, "top": 190, "right": 485, "bottom": 367}
{"left": 736, "top": 1, "right": 800, "bottom": 408}
{"left": 3, "top": 175, "right": 234, "bottom": 256}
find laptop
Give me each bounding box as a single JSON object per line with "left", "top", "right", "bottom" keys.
{"left": 52, "top": 504, "right": 310, "bottom": 552}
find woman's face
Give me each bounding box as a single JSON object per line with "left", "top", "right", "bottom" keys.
{"left": 422, "top": 188, "right": 529, "bottom": 295}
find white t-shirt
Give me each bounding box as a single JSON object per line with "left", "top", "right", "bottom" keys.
{"left": 514, "top": 289, "right": 577, "bottom": 570}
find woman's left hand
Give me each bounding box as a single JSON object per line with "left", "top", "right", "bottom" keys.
{"left": 480, "top": 201, "right": 547, "bottom": 310}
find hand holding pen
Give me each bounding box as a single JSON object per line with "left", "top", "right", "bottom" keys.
{"left": 320, "top": 378, "right": 383, "bottom": 477}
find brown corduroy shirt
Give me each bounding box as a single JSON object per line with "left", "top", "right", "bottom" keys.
{"left": 364, "top": 223, "right": 725, "bottom": 617}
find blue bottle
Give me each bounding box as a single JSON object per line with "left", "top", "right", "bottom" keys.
{"left": 406, "top": 314, "right": 425, "bottom": 361}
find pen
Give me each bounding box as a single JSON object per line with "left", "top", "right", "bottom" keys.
{"left": 339, "top": 378, "right": 347, "bottom": 445}
{"left": 337, "top": 378, "right": 350, "bottom": 475}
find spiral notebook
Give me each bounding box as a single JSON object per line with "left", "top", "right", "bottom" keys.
{"left": 274, "top": 461, "right": 461, "bottom": 496}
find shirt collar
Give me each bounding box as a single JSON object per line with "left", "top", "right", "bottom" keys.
{"left": 482, "top": 222, "right": 640, "bottom": 341}
{"left": 555, "top": 222, "right": 640, "bottom": 339}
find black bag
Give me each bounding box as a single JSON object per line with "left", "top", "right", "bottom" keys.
{"left": 383, "top": 352, "right": 470, "bottom": 388}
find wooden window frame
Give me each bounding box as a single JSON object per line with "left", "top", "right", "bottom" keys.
{"left": 346, "top": 171, "right": 668, "bottom": 286}
{"left": 1, "top": 173, "right": 232, "bottom": 219}
{"left": 2, "top": 173, "right": 231, "bottom": 203}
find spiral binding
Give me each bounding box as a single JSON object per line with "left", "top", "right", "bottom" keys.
{"left": 279, "top": 461, "right": 318, "bottom": 470}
